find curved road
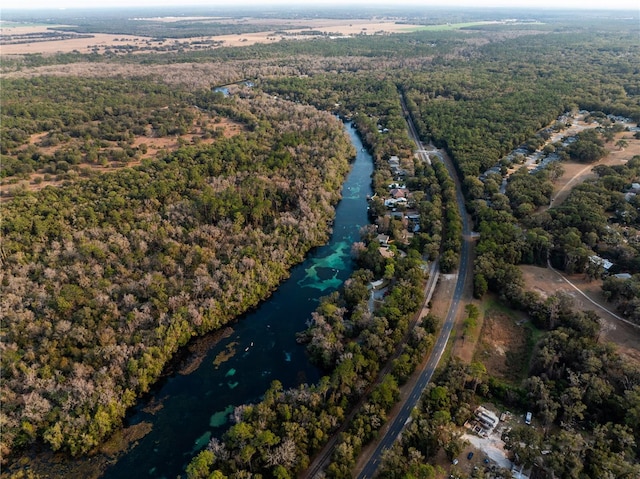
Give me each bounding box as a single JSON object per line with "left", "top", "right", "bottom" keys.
{"left": 356, "top": 96, "right": 473, "bottom": 478}
{"left": 546, "top": 259, "right": 640, "bottom": 329}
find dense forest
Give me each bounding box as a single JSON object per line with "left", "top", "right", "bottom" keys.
{"left": 1, "top": 84, "right": 355, "bottom": 459}
{"left": 2, "top": 6, "right": 640, "bottom": 479}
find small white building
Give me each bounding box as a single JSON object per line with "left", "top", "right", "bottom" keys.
{"left": 589, "top": 255, "right": 613, "bottom": 271}
{"left": 614, "top": 273, "right": 632, "bottom": 280}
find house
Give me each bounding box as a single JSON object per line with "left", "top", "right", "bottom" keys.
{"left": 376, "top": 234, "right": 390, "bottom": 246}
{"left": 624, "top": 183, "right": 640, "bottom": 202}
{"left": 388, "top": 156, "right": 404, "bottom": 176}
{"left": 466, "top": 406, "right": 500, "bottom": 437}
{"left": 589, "top": 255, "right": 613, "bottom": 271}
{"left": 407, "top": 214, "right": 420, "bottom": 232}
{"left": 475, "top": 406, "right": 499, "bottom": 431}
{"left": 389, "top": 188, "right": 408, "bottom": 199}
{"left": 384, "top": 197, "right": 407, "bottom": 208}
{"left": 614, "top": 273, "right": 632, "bottom": 280}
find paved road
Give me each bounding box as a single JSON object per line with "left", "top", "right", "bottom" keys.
{"left": 404, "top": 103, "right": 431, "bottom": 166}
{"left": 356, "top": 95, "right": 473, "bottom": 479}
{"left": 302, "top": 262, "right": 439, "bottom": 479}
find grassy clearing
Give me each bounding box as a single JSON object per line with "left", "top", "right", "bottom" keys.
{"left": 473, "top": 297, "right": 541, "bottom": 384}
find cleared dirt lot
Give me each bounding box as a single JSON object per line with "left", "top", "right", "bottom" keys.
{"left": 550, "top": 130, "right": 639, "bottom": 207}
{"left": 526, "top": 129, "right": 640, "bottom": 365}
{"left": 0, "top": 19, "right": 423, "bottom": 56}
{"left": 473, "top": 303, "right": 531, "bottom": 382}
{"left": 521, "top": 264, "right": 640, "bottom": 366}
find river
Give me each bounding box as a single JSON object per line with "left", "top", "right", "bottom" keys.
{"left": 101, "top": 122, "right": 373, "bottom": 479}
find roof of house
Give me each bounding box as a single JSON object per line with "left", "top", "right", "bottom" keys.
{"left": 590, "top": 255, "right": 613, "bottom": 270}
{"left": 376, "top": 234, "right": 390, "bottom": 244}
{"left": 390, "top": 188, "right": 407, "bottom": 198}
{"left": 614, "top": 273, "right": 632, "bottom": 279}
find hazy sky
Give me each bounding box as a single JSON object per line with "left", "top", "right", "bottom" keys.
{"left": 4, "top": 0, "right": 639, "bottom": 11}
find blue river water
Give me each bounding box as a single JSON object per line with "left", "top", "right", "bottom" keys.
{"left": 101, "top": 122, "right": 373, "bottom": 479}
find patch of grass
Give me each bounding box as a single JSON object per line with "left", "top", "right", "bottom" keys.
{"left": 481, "top": 297, "right": 521, "bottom": 316}
{"left": 520, "top": 320, "right": 544, "bottom": 373}
{"left": 442, "top": 318, "right": 459, "bottom": 362}
{"left": 474, "top": 297, "right": 542, "bottom": 385}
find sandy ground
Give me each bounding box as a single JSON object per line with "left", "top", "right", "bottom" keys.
{"left": 0, "top": 116, "right": 244, "bottom": 201}
{"left": 0, "top": 19, "right": 423, "bottom": 56}
{"left": 473, "top": 305, "right": 529, "bottom": 381}
{"left": 526, "top": 128, "right": 640, "bottom": 365}
{"left": 521, "top": 264, "right": 640, "bottom": 366}
{"left": 463, "top": 433, "right": 511, "bottom": 469}
{"left": 550, "top": 131, "right": 639, "bottom": 207}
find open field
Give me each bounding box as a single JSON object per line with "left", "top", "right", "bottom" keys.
{"left": 1, "top": 27, "right": 173, "bottom": 55}
{"left": 413, "top": 21, "right": 498, "bottom": 31}
{"left": 473, "top": 302, "right": 534, "bottom": 383}
{"left": 0, "top": 19, "right": 424, "bottom": 56}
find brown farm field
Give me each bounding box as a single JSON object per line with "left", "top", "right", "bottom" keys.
{"left": 0, "top": 19, "right": 423, "bottom": 56}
